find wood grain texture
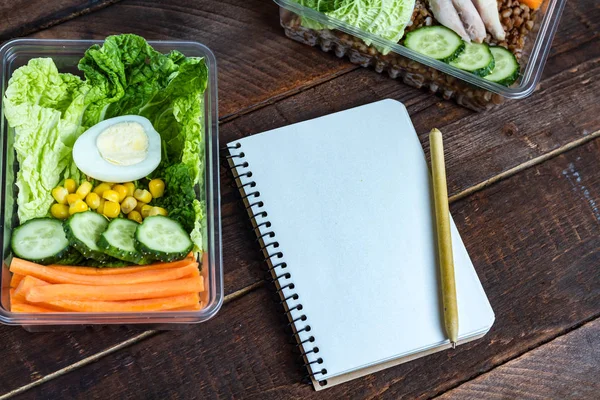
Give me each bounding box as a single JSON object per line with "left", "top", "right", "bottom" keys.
{"left": 15, "top": 138, "right": 600, "bottom": 400}
{"left": 0, "top": 0, "right": 120, "bottom": 41}
{"left": 437, "top": 319, "right": 600, "bottom": 400}
{"left": 27, "top": 0, "right": 357, "bottom": 119}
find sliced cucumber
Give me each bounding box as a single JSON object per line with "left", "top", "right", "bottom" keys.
{"left": 11, "top": 218, "right": 69, "bottom": 264}
{"left": 483, "top": 46, "right": 520, "bottom": 86}
{"left": 64, "top": 211, "right": 110, "bottom": 262}
{"left": 98, "top": 218, "right": 149, "bottom": 264}
{"left": 81, "top": 257, "right": 134, "bottom": 268}
{"left": 135, "top": 216, "right": 193, "bottom": 262}
{"left": 404, "top": 26, "right": 465, "bottom": 62}
{"left": 449, "top": 42, "right": 495, "bottom": 76}
{"left": 53, "top": 247, "right": 85, "bottom": 265}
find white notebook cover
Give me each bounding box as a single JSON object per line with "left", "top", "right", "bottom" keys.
{"left": 227, "top": 99, "right": 494, "bottom": 389}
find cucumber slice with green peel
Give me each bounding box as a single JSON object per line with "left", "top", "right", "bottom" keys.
{"left": 98, "top": 218, "right": 149, "bottom": 264}
{"left": 483, "top": 46, "right": 520, "bottom": 86}
{"left": 53, "top": 247, "right": 85, "bottom": 265}
{"left": 135, "top": 216, "right": 193, "bottom": 262}
{"left": 11, "top": 218, "right": 69, "bottom": 264}
{"left": 449, "top": 42, "right": 495, "bottom": 76}
{"left": 404, "top": 26, "right": 465, "bottom": 62}
{"left": 64, "top": 211, "right": 110, "bottom": 262}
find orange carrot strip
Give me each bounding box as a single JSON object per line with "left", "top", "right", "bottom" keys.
{"left": 27, "top": 276, "right": 204, "bottom": 303}
{"left": 48, "top": 257, "right": 194, "bottom": 275}
{"left": 11, "top": 257, "right": 198, "bottom": 285}
{"left": 44, "top": 293, "right": 200, "bottom": 312}
{"left": 13, "top": 276, "right": 50, "bottom": 303}
{"left": 10, "top": 273, "right": 24, "bottom": 288}
{"left": 11, "top": 303, "right": 56, "bottom": 313}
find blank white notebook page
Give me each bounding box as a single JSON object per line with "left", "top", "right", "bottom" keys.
{"left": 230, "top": 99, "right": 494, "bottom": 380}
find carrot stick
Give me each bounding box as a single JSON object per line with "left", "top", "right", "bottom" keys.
{"left": 48, "top": 256, "right": 194, "bottom": 275}
{"left": 11, "top": 303, "right": 56, "bottom": 313}
{"left": 11, "top": 257, "right": 199, "bottom": 285}
{"left": 10, "top": 273, "right": 24, "bottom": 288}
{"left": 44, "top": 293, "right": 200, "bottom": 312}
{"left": 13, "top": 276, "right": 50, "bottom": 303}
{"left": 27, "top": 276, "right": 204, "bottom": 303}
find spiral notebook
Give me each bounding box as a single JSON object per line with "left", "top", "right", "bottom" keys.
{"left": 226, "top": 99, "right": 494, "bottom": 390}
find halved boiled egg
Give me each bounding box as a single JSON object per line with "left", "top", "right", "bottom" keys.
{"left": 73, "top": 115, "right": 161, "bottom": 182}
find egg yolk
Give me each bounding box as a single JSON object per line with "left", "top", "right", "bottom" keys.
{"left": 96, "top": 122, "right": 149, "bottom": 166}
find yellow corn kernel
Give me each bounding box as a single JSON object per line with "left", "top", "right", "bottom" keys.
{"left": 66, "top": 193, "right": 81, "bottom": 205}
{"left": 69, "top": 199, "right": 89, "bottom": 215}
{"left": 93, "top": 183, "right": 112, "bottom": 196}
{"left": 97, "top": 199, "right": 106, "bottom": 214}
{"left": 102, "top": 189, "right": 119, "bottom": 203}
{"left": 112, "top": 184, "right": 128, "bottom": 202}
{"left": 123, "top": 182, "right": 136, "bottom": 197}
{"left": 51, "top": 186, "right": 69, "bottom": 205}
{"left": 134, "top": 201, "right": 146, "bottom": 212}
{"left": 127, "top": 211, "right": 143, "bottom": 223}
{"left": 85, "top": 192, "right": 101, "bottom": 210}
{"left": 102, "top": 201, "right": 120, "bottom": 218}
{"left": 141, "top": 204, "right": 153, "bottom": 218}
{"left": 64, "top": 179, "right": 77, "bottom": 194}
{"left": 121, "top": 196, "right": 137, "bottom": 214}
{"left": 149, "top": 206, "right": 168, "bottom": 217}
{"left": 50, "top": 203, "right": 69, "bottom": 220}
{"left": 134, "top": 189, "right": 152, "bottom": 203}
{"left": 76, "top": 181, "right": 93, "bottom": 198}
{"left": 148, "top": 179, "right": 165, "bottom": 199}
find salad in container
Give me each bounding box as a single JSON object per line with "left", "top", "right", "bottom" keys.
{"left": 276, "top": 0, "right": 566, "bottom": 111}
{"left": 0, "top": 35, "right": 222, "bottom": 328}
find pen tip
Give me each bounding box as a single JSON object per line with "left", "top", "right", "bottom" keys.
{"left": 451, "top": 341, "right": 456, "bottom": 349}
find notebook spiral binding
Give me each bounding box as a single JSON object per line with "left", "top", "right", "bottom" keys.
{"left": 223, "top": 142, "right": 329, "bottom": 387}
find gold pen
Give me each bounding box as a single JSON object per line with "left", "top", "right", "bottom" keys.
{"left": 429, "top": 128, "right": 459, "bottom": 348}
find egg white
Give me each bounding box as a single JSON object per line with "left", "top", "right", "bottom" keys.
{"left": 73, "top": 115, "right": 161, "bottom": 183}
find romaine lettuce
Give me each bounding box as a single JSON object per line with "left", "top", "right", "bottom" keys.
{"left": 297, "top": 0, "right": 416, "bottom": 53}
{"left": 3, "top": 58, "right": 93, "bottom": 222}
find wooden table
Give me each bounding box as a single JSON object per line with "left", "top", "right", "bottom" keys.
{"left": 1, "top": 1, "right": 598, "bottom": 399}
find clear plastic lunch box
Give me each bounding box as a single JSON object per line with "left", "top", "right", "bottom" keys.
{"left": 275, "top": 0, "right": 567, "bottom": 111}
{"left": 0, "top": 39, "right": 223, "bottom": 330}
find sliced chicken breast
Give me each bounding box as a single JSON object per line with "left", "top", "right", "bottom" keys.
{"left": 429, "top": 0, "right": 471, "bottom": 42}
{"left": 452, "top": 0, "right": 487, "bottom": 43}
{"left": 473, "top": 0, "right": 506, "bottom": 41}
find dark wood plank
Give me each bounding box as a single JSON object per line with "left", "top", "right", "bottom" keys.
{"left": 17, "top": 138, "right": 600, "bottom": 399}
{"left": 0, "top": 0, "right": 119, "bottom": 41}
{"left": 27, "top": 0, "right": 357, "bottom": 119}
{"left": 437, "top": 319, "right": 600, "bottom": 400}
{"left": 0, "top": 326, "right": 144, "bottom": 395}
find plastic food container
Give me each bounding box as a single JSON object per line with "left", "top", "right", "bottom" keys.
{"left": 0, "top": 39, "right": 222, "bottom": 330}
{"left": 275, "top": 0, "right": 566, "bottom": 111}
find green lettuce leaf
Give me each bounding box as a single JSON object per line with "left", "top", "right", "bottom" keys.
{"left": 3, "top": 58, "right": 92, "bottom": 222}
{"left": 297, "top": 0, "right": 415, "bottom": 53}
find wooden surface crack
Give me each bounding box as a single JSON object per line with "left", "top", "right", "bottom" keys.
{"left": 430, "top": 313, "right": 600, "bottom": 400}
